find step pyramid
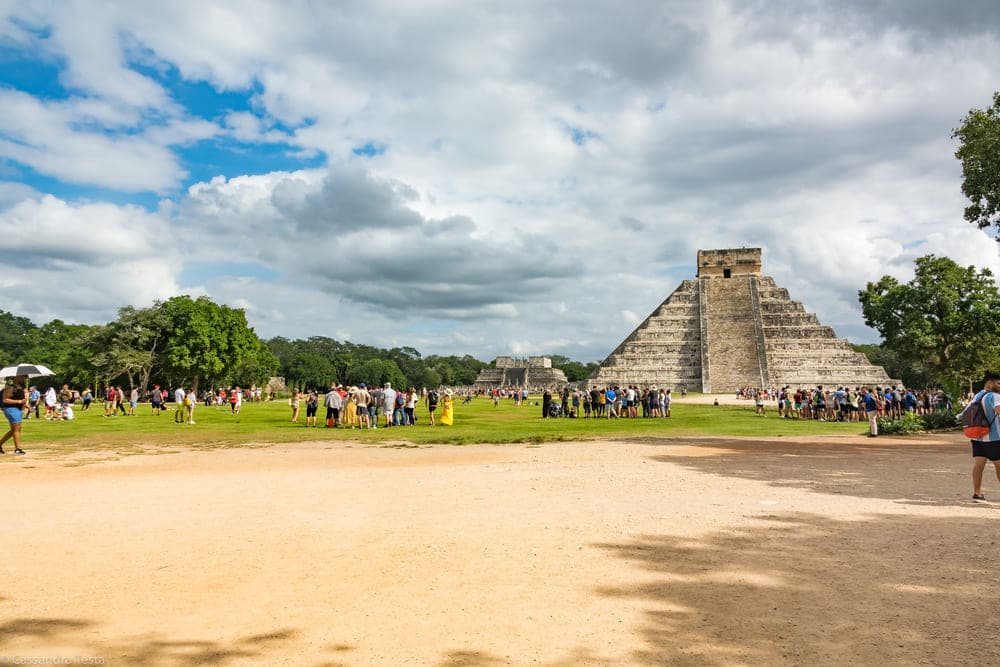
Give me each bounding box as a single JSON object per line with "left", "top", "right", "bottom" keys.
{"left": 588, "top": 248, "right": 895, "bottom": 392}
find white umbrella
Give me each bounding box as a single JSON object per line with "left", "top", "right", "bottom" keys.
{"left": 0, "top": 363, "right": 56, "bottom": 379}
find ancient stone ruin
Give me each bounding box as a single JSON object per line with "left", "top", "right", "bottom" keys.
{"left": 474, "top": 356, "right": 569, "bottom": 389}
{"left": 588, "top": 248, "right": 895, "bottom": 392}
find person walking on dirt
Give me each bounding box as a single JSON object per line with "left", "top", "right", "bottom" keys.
{"left": 966, "top": 371, "right": 1000, "bottom": 501}
{"left": 1, "top": 375, "right": 29, "bottom": 455}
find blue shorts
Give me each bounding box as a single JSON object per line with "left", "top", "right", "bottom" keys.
{"left": 3, "top": 406, "right": 23, "bottom": 425}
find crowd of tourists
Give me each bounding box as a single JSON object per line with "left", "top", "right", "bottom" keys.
{"left": 738, "top": 385, "right": 954, "bottom": 421}
{"left": 540, "top": 385, "right": 673, "bottom": 419}
{"left": 288, "top": 383, "right": 455, "bottom": 429}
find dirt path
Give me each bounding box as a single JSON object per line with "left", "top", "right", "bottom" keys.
{"left": 2, "top": 433, "right": 997, "bottom": 665}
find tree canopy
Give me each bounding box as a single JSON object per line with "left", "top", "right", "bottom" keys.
{"left": 161, "top": 296, "right": 262, "bottom": 393}
{"left": 859, "top": 255, "right": 1000, "bottom": 389}
{"left": 953, "top": 90, "right": 1000, "bottom": 235}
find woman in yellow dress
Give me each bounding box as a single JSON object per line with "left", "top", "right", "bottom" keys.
{"left": 343, "top": 388, "right": 359, "bottom": 428}
{"left": 440, "top": 389, "right": 454, "bottom": 426}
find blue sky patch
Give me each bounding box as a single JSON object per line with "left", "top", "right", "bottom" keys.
{"left": 181, "top": 261, "right": 281, "bottom": 286}
{"left": 0, "top": 46, "right": 68, "bottom": 100}
{"left": 352, "top": 141, "right": 386, "bottom": 157}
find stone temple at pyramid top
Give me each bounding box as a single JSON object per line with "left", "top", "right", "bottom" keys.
{"left": 696, "top": 248, "right": 762, "bottom": 278}
{"left": 587, "top": 248, "right": 897, "bottom": 393}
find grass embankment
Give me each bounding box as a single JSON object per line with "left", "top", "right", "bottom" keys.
{"left": 5, "top": 396, "right": 877, "bottom": 459}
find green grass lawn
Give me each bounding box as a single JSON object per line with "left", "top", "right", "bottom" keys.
{"left": 5, "top": 396, "right": 877, "bottom": 458}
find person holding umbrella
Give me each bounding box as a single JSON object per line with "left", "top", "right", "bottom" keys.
{"left": 1, "top": 374, "right": 29, "bottom": 455}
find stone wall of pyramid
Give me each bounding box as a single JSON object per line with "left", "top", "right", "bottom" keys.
{"left": 587, "top": 249, "right": 895, "bottom": 392}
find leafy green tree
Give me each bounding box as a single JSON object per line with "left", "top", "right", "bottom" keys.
{"left": 859, "top": 255, "right": 1000, "bottom": 388}
{"left": 344, "top": 358, "right": 406, "bottom": 389}
{"left": 549, "top": 354, "right": 599, "bottom": 382}
{"left": 229, "top": 339, "right": 280, "bottom": 389}
{"left": 0, "top": 310, "right": 38, "bottom": 367}
{"left": 851, "top": 343, "right": 930, "bottom": 389}
{"left": 285, "top": 350, "right": 337, "bottom": 390}
{"left": 953, "top": 91, "right": 1000, "bottom": 235}
{"left": 86, "top": 305, "right": 172, "bottom": 392}
{"left": 161, "top": 296, "right": 261, "bottom": 394}
{"left": 25, "top": 320, "right": 100, "bottom": 389}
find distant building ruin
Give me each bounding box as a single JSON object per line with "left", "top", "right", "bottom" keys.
{"left": 474, "top": 356, "right": 568, "bottom": 389}
{"left": 588, "top": 248, "right": 896, "bottom": 392}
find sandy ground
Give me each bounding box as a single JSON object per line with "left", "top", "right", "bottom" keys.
{"left": 2, "top": 431, "right": 998, "bottom": 666}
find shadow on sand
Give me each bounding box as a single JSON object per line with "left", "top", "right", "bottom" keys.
{"left": 0, "top": 619, "right": 303, "bottom": 665}
{"left": 641, "top": 435, "right": 975, "bottom": 507}
{"left": 596, "top": 511, "right": 1000, "bottom": 665}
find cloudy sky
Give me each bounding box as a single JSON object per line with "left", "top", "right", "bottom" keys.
{"left": 1, "top": 1, "right": 999, "bottom": 362}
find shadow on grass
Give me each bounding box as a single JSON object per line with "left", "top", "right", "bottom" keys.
{"left": 642, "top": 435, "right": 973, "bottom": 506}
{"left": 596, "top": 512, "right": 1000, "bottom": 665}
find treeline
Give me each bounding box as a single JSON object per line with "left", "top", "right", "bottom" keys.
{"left": 0, "top": 301, "right": 598, "bottom": 395}
{"left": 264, "top": 342, "right": 598, "bottom": 391}
{"left": 266, "top": 338, "right": 488, "bottom": 390}
{"left": 0, "top": 297, "right": 276, "bottom": 395}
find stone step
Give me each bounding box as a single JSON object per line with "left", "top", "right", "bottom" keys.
{"left": 762, "top": 313, "right": 820, "bottom": 326}
{"left": 763, "top": 326, "right": 836, "bottom": 339}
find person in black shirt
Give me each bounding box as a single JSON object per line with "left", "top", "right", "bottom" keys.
{"left": 1, "top": 375, "right": 29, "bottom": 455}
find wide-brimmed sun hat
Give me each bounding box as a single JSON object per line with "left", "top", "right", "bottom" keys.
{"left": 444, "top": 389, "right": 453, "bottom": 396}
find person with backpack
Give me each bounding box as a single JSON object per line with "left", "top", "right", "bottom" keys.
{"left": 963, "top": 371, "right": 1000, "bottom": 501}
{"left": 426, "top": 388, "right": 439, "bottom": 425}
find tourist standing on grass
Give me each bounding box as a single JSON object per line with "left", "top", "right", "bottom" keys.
{"left": 324, "top": 384, "right": 342, "bottom": 427}
{"left": 966, "top": 372, "right": 1000, "bottom": 502}
{"left": 1, "top": 375, "right": 28, "bottom": 455}
{"left": 44, "top": 386, "right": 57, "bottom": 419}
{"left": 382, "top": 383, "right": 397, "bottom": 427}
{"left": 185, "top": 386, "right": 197, "bottom": 424}
{"left": 27, "top": 386, "right": 40, "bottom": 419}
{"left": 174, "top": 385, "right": 186, "bottom": 423}
{"left": 395, "top": 388, "right": 407, "bottom": 425}
{"left": 862, "top": 387, "right": 879, "bottom": 437}
{"left": 405, "top": 387, "right": 417, "bottom": 425}
{"left": 440, "top": 389, "right": 454, "bottom": 426}
{"left": 129, "top": 387, "right": 138, "bottom": 416}
{"left": 355, "top": 384, "right": 371, "bottom": 429}
{"left": 150, "top": 385, "right": 162, "bottom": 415}
{"left": 305, "top": 388, "right": 318, "bottom": 427}
{"left": 81, "top": 388, "right": 92, "bottom": 411}
{"left": 542, "top": 388, "right": 552, "bottom": 418}
{"left": 605, "top": 387, "right": 616, "bottom": 419}
{"left": 427, "top": 388, "right": 439, "bottom": 425}
{"left": 290, "top": 388, "right": 301, "bottom": 423}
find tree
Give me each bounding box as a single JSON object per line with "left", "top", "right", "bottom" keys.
{"left": 25, "top": 319, "right": 100, "bottom": 389}
{"left": 0, "top": 310, "right": 38, "bottom": 367}
{"left": 859, "top": 255, "right": 1000, "bottom": 389}
{"left": 344, "top": 358, "right": 406, "bottom": 389}
{"left": 161, "top": 296, "right": 261, "bottom": 394}
{"left": 86, "top": 305, "right": 171, "bottom": 392}
{"left": 851, "top": 343, "right": 930, "bottom": 389}
{"left": 953, "top": 91, "right": 1000, "bottom": 235}
{"left": 229, "top": 339, "right": 280, "bottom": 389}
{"left": 549, "top": 354, "right": 599, "bottom": 382}
{"left": 285, "top": 350, "right": 337, "bottom": 390}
